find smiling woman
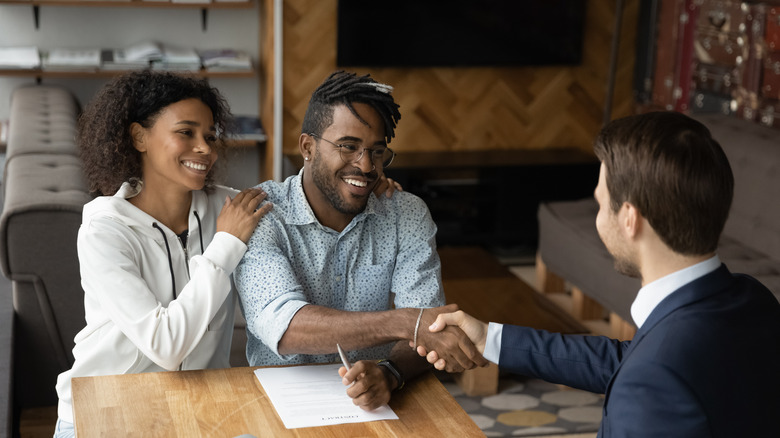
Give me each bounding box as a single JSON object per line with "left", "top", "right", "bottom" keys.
{"left": 51, "top": 70, "right": 273, "bottom": 438}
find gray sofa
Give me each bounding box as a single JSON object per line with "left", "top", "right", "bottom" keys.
{"left": 0, "top": 85, "right": 249, "bottom": 434}
{"left": 0, "top": 85, "right": 91, "bottom": 416}
{"left": 536, "top": 113, "right": 780, "bottom": 338}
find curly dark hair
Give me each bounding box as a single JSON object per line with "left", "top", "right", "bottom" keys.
{"left": 78, "top": 70, "right": 232, "bottom": 196}
{"left": 301, "top": 71, "right": 401, "bottom": 144}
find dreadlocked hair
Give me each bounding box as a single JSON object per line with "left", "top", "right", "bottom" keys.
{"left": 301, "top": 71, "right": 401, "bottom": 143}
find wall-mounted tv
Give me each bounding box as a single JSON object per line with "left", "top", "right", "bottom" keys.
{"left": 337, "top": 0, "right": 587, "bottom": 68}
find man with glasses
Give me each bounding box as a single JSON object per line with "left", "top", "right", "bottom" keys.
{"left": 234, "top": 71, "right": 487, "bottom": 410}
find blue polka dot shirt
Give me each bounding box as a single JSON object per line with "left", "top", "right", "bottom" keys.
{"left": 235, "top": 171, "right": 445, "bottom": 366}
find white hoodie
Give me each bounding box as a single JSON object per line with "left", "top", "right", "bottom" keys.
{"left": 56, "top": 181, "right": 247, "bottom": 423}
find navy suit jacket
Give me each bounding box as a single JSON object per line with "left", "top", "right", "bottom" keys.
{"left": 499, "top": 265, "right": 780, "bottom": 437}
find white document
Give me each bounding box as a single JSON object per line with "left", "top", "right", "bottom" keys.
{"left": 254, "top": 364, "right": 398, "bottom": 429}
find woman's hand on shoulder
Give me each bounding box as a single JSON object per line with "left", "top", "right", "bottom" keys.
{"left": 374, "top": 175, "right": 403, "bottom": 198}
{"left": 216, "top": 187, "right": 272, "bottom": 243}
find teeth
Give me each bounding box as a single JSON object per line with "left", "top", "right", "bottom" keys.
{"left": 344, "top": 178, "right": 367, "bottom": 188}
{"left": 183, "top": 161, "right": 207, "bottom": 171}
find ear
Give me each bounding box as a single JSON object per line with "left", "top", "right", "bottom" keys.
{"left": 299, "top": 133, "right": 315, "bottom": 163}
{"left": 130, "top": 122, "right": 147, "bottom": 152}
{"left": 620, "top": 202, "right": 642, "bottom": 239}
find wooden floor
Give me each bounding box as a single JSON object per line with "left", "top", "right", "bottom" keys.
{"left": 18, "top": 248, "right": 599, "bottom": 438}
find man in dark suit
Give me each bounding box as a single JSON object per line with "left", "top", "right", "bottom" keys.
{"left": 418, "top": 111, "right": 780, "bottom": 437}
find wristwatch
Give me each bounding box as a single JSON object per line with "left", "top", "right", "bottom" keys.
{"left": 377, "top": 359, "right": 405, "bottom": 391}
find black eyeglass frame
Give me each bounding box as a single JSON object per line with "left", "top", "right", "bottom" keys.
{"left": 308, "top": 133, "right": 395, "bottom": 168}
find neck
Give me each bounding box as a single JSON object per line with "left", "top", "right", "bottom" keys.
{"left": 129, "top": 182, "right": 192, "bottom": 234}
{"left": 638, "top": 240, "right": 715, "bottom": 286}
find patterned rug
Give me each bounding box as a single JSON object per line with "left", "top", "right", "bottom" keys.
{"left": 440, "top": 372, "right": 604, "bottom": 437}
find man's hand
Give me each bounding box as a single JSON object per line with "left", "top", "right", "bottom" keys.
{"left": 416, "top": 310, "right": 489, "bottom": 371}
{"left": 412, "top": 305, "right": 489, "bottom": 372}
{"left": 339, "top": 360, "right": 393, "bottom": 411}
{"left": 373, "top": 175, "right": 403, "bottom": 198}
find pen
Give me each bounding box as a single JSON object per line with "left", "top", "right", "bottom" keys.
{"left": 337, "top": 343, "right": 351, "bottom": 371}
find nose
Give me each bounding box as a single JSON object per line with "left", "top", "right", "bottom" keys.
{"left": 354, "top": 148, "right": 375, "bottom": 172}
{"left": 195, "top": 137, "right": 213, "bottom": 155}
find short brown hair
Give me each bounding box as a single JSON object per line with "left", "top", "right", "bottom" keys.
{"left": 593, "top": 111, "right": 733, "bottom": 255}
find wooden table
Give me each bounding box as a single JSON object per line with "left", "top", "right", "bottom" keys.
{"left": 71, "top": 366, "right": 483, "bottom": 438}
{"left": 438, "top": 246, "right": 588, "bottom": 395}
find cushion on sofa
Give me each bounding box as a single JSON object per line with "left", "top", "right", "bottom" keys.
{"left": 5, "top": 86, "right": 79, "bottom": 164}
{"left": 692, "top": 114, "right": 780, "bottom": 264}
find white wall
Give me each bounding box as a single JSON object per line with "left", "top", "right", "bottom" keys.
{"left": 0, "top": 2, "right": 264, "bottom": 184}
{"left": 0, "top": 3, "right": 261, "bottom": 119}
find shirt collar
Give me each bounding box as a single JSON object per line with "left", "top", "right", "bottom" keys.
{"left": 630, "top": 255, "right": 721, "bottom": 328}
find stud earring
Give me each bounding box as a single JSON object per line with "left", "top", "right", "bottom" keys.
{"left": 305, "top": 157, "right": 309, "bottom": 161}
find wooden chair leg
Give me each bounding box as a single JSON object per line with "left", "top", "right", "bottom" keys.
{"left": 571, "top": 287, "right": 604, "bottom": 320}
{"left": 609, "top": 312, "right": 637, "bottom": 340}
{"left": 535, "top": 253, "right": 566, "bottom": 293}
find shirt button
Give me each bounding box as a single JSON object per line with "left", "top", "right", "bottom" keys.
{"left": 336, "top": 275, "right": 342, "bottom": 282}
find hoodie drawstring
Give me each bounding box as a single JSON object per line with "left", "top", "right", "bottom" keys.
{"left": 153, "top": 222, "right": 176, "bottom": 299}
{"left": 151, "top": 211, "right": 205, "bottom": 299}
{"left": 193, "top": 210, "right": 205, "bottom": 254}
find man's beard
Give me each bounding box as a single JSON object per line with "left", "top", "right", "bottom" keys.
{"left": 311, "top": 156, "right": 377, "bottom": 216}
{"left": 613, "top": 256, "right": 641, "bottom": 279}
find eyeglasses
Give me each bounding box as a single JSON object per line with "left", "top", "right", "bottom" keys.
{"left": 308, "top": 133, "right": 395, "bottom": 168}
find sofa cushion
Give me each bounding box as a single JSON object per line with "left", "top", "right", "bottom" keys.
{"left": 691, "top": 114, "right": 780, "bottom": 263}
{"left": 5, "top": 85, "right": 79, "bottom": 164}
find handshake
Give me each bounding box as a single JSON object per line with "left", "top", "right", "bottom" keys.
{"left": 412, "top": 305, "right": 491, "bottom": 372}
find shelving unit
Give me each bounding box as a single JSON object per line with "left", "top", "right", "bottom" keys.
{"left": 0, "top": 0, "right": 277, "bottom": 180}
{"left": 0, "top": 0, "right": 254, "bottom": 30}
{"left": 0, "top": 69, "right": 255, "bottom": 79}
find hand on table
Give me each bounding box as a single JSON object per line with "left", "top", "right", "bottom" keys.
{"left": 416, "top": 310, "right": 489, "bottom": 371}
{"left": 411, "top": 304, "right": 489, "bottom": 373}
{"left": 339, "top": 360, "right": 394, "bottom": 411}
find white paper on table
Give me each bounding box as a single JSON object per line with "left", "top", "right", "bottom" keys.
{"left": 254, "top": 364, "right": 398, "bottom": 429}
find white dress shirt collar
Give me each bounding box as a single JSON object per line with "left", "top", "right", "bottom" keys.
{"left": 630, "top": 255, "right": 721, "bottom": 328}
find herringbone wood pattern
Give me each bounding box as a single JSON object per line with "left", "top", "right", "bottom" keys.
{"left": 273, "top": 0, "right": 639, "bottom": 157}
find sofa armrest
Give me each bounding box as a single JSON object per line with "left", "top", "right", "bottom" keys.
{"left": 0, "top": 280, "right": 14, "bottom": 437}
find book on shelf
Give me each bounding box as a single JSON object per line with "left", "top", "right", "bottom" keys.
{"left": 42, "top": 48, "right": 101, "bottom": 71}
{"left": 199, "top": 48, "right": 252, "bottom": 72}
{"left": 233, "top": 115, "right": 266, "bottom": 141}
{"left": 100, "top": 41, "right": 162, "bottom": 71}
{"left": 123, "top": 41, "right": 163, "bottom": 63}
{"left": 101, "top": 49, "right": 151, "bottom": 71}
{"left": 0, "top": 46, "right": 40, "bottom": 69}
{"left": 152, "top": 45, "right": 201, "bottom": 72}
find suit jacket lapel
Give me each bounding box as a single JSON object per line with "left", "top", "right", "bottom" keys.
{"left": 602, "top": 265, "right": 733, "bottom": 403}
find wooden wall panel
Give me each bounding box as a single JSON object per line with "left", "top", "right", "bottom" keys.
{"left": 278, "top": 0, "right": 638, "bottom": 157}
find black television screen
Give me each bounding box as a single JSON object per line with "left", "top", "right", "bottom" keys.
{"left": 337, "top": 0, "right": 587, "bottom": 68}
